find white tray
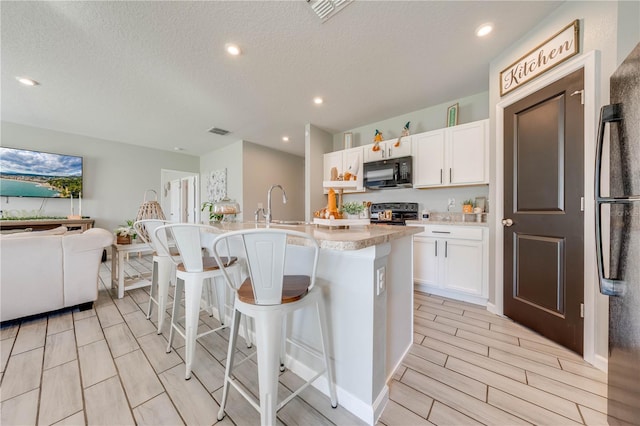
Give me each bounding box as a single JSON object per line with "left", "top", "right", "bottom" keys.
{"left": 313, "top": 218, "right": 370, "bottom": 227}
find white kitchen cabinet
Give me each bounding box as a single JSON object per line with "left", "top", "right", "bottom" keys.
{"left": 322, "top": 147, "right": 364, "bottom": 193}
{"left": 363, "top": 136, "right": 411, "bottom": 163}
{"left": 409, "top": 224, "right": 488, "bottom": 305}
{"left": 412, "top": 119, "right": 488, "bottom": 188}
{"left": 412, "top": 129, "right": 446, "bottom": 186}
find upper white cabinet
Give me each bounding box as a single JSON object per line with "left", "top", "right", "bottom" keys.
{"left": 412, "top": 119, "right": 489, "bottom": 188}
{"left": 322, "top": 146, "right": 364, "bottom": 193}
{"left": 363, "top": 136, "right": 412, "bottom": 163}
{"left": 412, "top": 129, "right": 446, "bottom": 186}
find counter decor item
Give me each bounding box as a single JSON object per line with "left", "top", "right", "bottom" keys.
{"left": 114, "top": 221, "right": 136, "bottom": 244}
{"left": 447, "top": 103, "right": 459, "bottom": 127}
{"left": 462, "top": 199, "right": 474, "bottom": 213}
{"left": 395, "top": 121, "right": 410, "bottom": 147}
{"left": 372, "top": 129, "right": 383, "bottom": 151}
{"left": 135, "top": 189, "right": 166, "bottom": 241}
{"left": 341, "top": 201, "right": 365, "bottom": 219}
{"left": 202, "top": 197, "right": 241, "bottom": 223}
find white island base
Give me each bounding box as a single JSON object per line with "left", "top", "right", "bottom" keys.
{"left": 282, "top": 235, "right": 414, "bottom": 424}
{"left": 205, "top": 223, "right": 418, "bottom": 425}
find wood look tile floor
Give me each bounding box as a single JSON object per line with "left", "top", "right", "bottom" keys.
{"left": 0, "top": 255, "right": 609, "bottom": 425}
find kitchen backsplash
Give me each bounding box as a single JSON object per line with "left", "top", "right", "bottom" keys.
{"left": 342, "top": 185, "right": 489, "bottom": 215}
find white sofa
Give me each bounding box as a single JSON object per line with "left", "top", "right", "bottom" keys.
{"left": 0, "top": 226, "right": 114, "bottom": 322}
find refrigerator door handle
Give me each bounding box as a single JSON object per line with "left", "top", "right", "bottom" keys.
{"left": 595, "top": 104, "right": 623, "bottom": 296}
{"left": 594, "top": 104, "right": 640, "bottom": 296}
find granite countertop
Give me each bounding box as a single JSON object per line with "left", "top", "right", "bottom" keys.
{"left": 206, "top": 222, "right": 421, "bottom": 251}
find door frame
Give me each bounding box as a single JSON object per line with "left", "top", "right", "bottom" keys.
{"left": 160, "top": 169, "right": 200, "bottom": 223}
{"left": 493, "top": 50, "right": 604, "bottom": 368}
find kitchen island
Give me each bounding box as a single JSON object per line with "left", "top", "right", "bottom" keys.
{"left": 203, "top": 222, "right": 420, "bottom": 424}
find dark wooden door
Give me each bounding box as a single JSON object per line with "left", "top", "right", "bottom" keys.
{"left": 503, "top": 68, "right": 585, "bottom": 354}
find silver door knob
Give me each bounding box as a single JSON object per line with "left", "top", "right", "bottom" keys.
{"left": 502, "top": 218, "right": 514, "bottom": 227}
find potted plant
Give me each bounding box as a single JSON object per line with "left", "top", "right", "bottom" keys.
{"left": 462, "top": 199, "right": 475, "bottom": 214}
{"left": 201, "top": 202, "right": 224, "bottom": 223}
{"left": 114, "top": 220, "right": 136, "bottom": 244}
{"left": 341, "top": 201, "right": 365, "bottom": 219}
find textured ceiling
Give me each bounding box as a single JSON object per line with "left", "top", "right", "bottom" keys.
{"left": 1, "top": 1, "right": 563, "bottom": 157}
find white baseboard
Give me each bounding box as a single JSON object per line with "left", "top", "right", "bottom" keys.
{"left": 591, "top": 353, "right": 608, "bottom": 372}
{"left": 285, "top": 355, "right": 385, "bottom": 425}
{"left": 486, "top": 301, "right": 503, "bottom": 316}
{"left": 415, "top": 284, "right": 488, "bottom": 307}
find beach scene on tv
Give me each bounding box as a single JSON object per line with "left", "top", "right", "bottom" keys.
{"left": 0, "top": 147, "right": 83, "bottom": 198}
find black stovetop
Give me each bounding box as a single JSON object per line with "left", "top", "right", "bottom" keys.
{"left": 370, "top": 202, "right": 418, "bottom": 225}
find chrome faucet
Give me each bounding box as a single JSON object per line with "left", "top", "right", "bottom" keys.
{"left": 265, "top": 184, "right": 287, "bottom": 225}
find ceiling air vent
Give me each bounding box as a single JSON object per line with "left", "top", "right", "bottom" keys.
{"left": 208, "top": 127, "right": 230, "bottom": 136}
{"left": 307, "top": 0, "right": 352, "bottom": 22}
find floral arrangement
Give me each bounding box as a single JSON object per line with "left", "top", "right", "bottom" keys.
{"left": 114, "top": 220, "right": 136, "bottom": 237}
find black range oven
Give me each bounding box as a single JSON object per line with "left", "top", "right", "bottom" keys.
{"left": 370, "top": 202, "right": 418, "bottom": 226}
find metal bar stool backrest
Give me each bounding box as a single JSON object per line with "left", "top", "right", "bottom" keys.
{"left": 213, "top": 228, "right": 319, "bottom": 306}
{"left": 157, "top": 224, "right": 211, "bottom": 272}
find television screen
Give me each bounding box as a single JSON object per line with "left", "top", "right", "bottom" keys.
{"left": 0, "top": 147, "right": 83, "bottom": 198}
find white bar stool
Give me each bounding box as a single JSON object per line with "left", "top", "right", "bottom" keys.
{"left": 134, "top": 219, "right": 178, "bottom": 334}
{"left": 212, "top": 228, "right": 338, "bottom": 426}
{"left": 156, "top": 223, "right": 242, "bottom": 380}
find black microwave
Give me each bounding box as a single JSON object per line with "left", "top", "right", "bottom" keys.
{"left": 363, "top": 156, "right": 413, "bottom": 189}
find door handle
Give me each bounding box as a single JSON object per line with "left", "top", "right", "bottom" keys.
{"left": 595, "top": 104, "right": 628, "bottom": 296}
{"left": 440, "top": 169, "right": 443, "bottom": 184}
{"left": 444, "top": 241, "right": 448, "bottom": 258}
{"left": 502, "top": 218, "right": 513, "bottom": 227}
{"left": 435, "top": 240, "right": 438, "bottom": 257}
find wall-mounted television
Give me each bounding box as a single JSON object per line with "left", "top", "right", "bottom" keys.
{"left": 0, "top": 147, "right": 83, "bottom": 198}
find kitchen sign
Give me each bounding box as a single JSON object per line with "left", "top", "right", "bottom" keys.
{"left": 500, "top": 20, "right": 580, "bottom": 96}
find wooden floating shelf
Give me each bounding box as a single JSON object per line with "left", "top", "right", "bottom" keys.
{"left": 322, "top": 180, "right": 359, "bottom": 189}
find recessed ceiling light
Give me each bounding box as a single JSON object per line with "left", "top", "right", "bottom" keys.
{"left": 313, "top": 97, "right": 323, "bottom": 105}
{"left": 173, "top": 147, "right": 185, "bottom": 151}
{"left": 282, "top": 136, "right": 289, "bottom": 142}
{"left": 16, "top": 77, "right": 39, "bottom": 86}
{"left": 476, "top": 23, "right": 493, "bottom": 37}
{"left": 225, "top": 43, "right": 241, "bottom": 56}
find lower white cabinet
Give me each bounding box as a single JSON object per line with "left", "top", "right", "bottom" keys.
{"left": 410, "top": 224, "right": 488, "bottom": 305}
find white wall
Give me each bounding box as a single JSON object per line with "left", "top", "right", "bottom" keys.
{"left": 332, "top": 92, "right": 489, "bottom": 150}
{"left": 305, "top": 124, "right": 334, "bottom": 222}
{"left": 1, "top": 122, "right": 199, "bottom": 232}
{"left": 199, "top": 140, "right": 244, "bottom": 220}
{"left": 199, "top": 140, "right": 304, "bottom": 222}
{"left": 243, "top": 141, "right": 304, "bottom": 221}
{"left": 488, "top": 1, "right": 637, "bottom": 366}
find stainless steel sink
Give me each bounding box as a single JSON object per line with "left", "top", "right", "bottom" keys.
{"left": 270, "top": 220, "right": 311, "bottom": 226}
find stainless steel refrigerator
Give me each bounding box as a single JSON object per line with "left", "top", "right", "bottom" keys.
{"left": 595, "top": 42, "right": 640, "bottom": 424}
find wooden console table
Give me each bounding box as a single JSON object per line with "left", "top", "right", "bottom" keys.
{"left": 0, "top": 218, "right": 95, "bottom": 232}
